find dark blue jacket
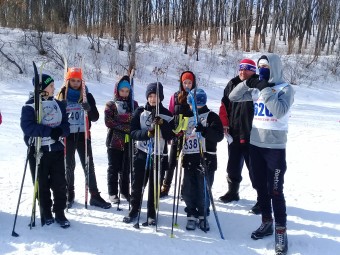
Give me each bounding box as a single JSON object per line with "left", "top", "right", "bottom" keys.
{"left": 20, "top": 96, "right": 70, "bottom": 152}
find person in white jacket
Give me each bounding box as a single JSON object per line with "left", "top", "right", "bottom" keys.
{"left": 229, "top": 53, "right": 294, "bottom": 255}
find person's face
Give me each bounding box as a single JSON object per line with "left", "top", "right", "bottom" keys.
{"left": 119, "top": 87, "right": 130, "bottom": 98}
{"left": 182, "top": 79, "right": 193, "bottom": 91}
{"left": 147, "top": 93, "right": 159, "bottom": 106}
{"left": 43, "top": 82, "right": 55, "bottom": 97}
{"left": 69, "top": 78, "right": 82, "bottom": 89}
{"left": 239, "top": 69, "right": 255, "bottom": 81}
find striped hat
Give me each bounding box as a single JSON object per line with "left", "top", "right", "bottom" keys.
{"left": 239, "top": 59, "right": 256, "bottom": 72}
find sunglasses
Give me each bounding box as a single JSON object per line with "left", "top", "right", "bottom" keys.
{"left": 70, "top": 79, "right": 82, "bottom": 83}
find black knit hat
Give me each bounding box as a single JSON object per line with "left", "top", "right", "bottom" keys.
{"left": 32, "top": 74, "right": 54, "bottom": 90}
{"left": 145, "top": 82, "right": 164, "bottom": 101}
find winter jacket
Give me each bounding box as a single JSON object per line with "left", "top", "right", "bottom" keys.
{"left": 131, "top": 103, "right": 174, "bottom": 145}
{"left": 56, "top": 85, "right": 99, "bottom": 131}
{"left": 219, "top": 76, "right": 255, "bottom": 143}
{"left": 182, "top": 105, "right": 224, "bottom": 170}
{"left": 21, "top": 96, "right": 70, "bottom": 152}
{"left": 229, "top": 53, "right": 295, "bottom": 149}
{"left": 105, "top": 76, "right": 138, "bottom": 150}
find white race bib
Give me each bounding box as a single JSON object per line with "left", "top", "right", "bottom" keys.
{"left": 67, "top": 102, "right": 85, "bottom": 133}
{"left": 252, "top": 83, "right": 290, "bottom": 131}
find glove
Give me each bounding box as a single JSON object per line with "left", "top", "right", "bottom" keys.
{"left": 81, "top": 102, "right": 91, "bottom": 112}
{"left": 153, "top": 116, "right": 163, "bottom": 125}
{"left": 246, "top": 76, "right": 270, "bottom": 91}
{"left": 50, "top": 127, "right": 63, "bottom": 141}
{"left": 147, "top": 129, "right": 155, "bottom": 138}
{"left": 195, "top": 122, "right": 205, "bottom": 133}
{"left": 175, "top": 130, "right": 184, "bottom": 137}
{"left": 259, "top": 67, "right": 270, "bottom": 81}
{"left": 230, "top": 76, "right": 242, "bottom": 84}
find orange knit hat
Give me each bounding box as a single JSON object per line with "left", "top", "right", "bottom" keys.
{"left": 181, "top": 72, "right": 194, "bottom": 83}
{"left": 66, "top": 67, "right": 83, "bottom": 80}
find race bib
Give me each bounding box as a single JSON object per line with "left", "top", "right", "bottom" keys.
{"left": 252, "top": 83, "right": 290, "bottom": 131}
{"left": 182, "top": 112, "right": 209, "bottom": 154}
{"left": 67, "top": 102, "right": 85, "bottom": 133}
{"left": 40, "top": 100, "right": 62, "bottom": 146}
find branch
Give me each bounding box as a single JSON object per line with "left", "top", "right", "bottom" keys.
{"left": 0, "top": 42, "right": 23, "bottom": 74}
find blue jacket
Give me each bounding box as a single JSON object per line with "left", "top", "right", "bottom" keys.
{"left": 20, "top": 96, "right": 70, "bottom": 152}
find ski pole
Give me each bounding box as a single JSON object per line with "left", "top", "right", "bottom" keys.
{"left": 82, "top": 79, "right": 90, "bottom": 209}
{"left": 134, "top": 140, "right": 153, "bottom": 229}
{"left": 11, "top": 140, "right": 34, "bottom": 237}
{"left": 170, "top": 137, "right": 182, "bottom": 237}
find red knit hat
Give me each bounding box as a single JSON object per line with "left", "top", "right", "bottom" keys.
{"left": 239, "top": 59, "right": 256, "bottom": 72}
{"left": 181, "top": 72, "right": 194, "bottom": 83}
{"left": 66, "top": 67, "right": 83, "bottom": 80}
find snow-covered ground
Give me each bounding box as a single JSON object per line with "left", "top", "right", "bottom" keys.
{"left": 0, "top": 28, "right": 340, "bottom": 255}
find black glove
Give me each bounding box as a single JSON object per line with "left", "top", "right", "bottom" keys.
{"left": 153, "top": 116, "right": 163, "bottom": 126}
{"left": 246, "top": 75, "right": 270, "bottom": 91}
{"left": 195, "top": 122, "right": 205, "bottom": 133}
{"left": 50, "top": 127, "right": 63, "bottom": 141}
{"left": 230, "top": 76, "right": 242, "bottom": 85}
{"left": 81, "top": 102, "right": 91, "bottom": 112}
{"left": 259, "top": 67, "right": 270, "bottom": 81}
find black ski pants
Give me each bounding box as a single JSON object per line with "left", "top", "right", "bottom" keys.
{"left": 227, "top": 142, "right": 255, "bottom": 188}
{"left": 163, "top": 136, "right": 183, "bottom": 186}
{"left": 129, "top": 150, "right": 160, "bottom": 219}
{"left": 250, "top": 144, "right": 287, "bottom": 226}
{"left": 107, "top": 147, "right": 130, "bottom": 196}
{"left": 65, "top": 132, "right": 98, "bottom": 194}
{"left": 28, "top": 149, "right": 67, "bottom": 213}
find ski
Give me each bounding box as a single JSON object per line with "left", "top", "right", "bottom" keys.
{"left": 62, "top": 56, "right": 71, "bottom": 212}
{"left": 82, "top": 75, "right": 90, "bottom": 209}
{"left": 153, "top": 81, "right": 162, "bottom": 231}
{"left": 128, "top": 68, "right": 135, "bottom": 211}
{"left": 170, "top": 114, "right": 189, "bottom": 237}
{"left": 30, "top": 62, "right": 45, "bottom": 228}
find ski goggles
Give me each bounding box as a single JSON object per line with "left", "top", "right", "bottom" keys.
{"left": 239, "top": 64, "right": 256, "bottom": 72}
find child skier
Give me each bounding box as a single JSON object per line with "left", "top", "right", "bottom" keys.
{"left": 104, "top": 76, "right": 138, "bottom": 204}
{"left": 123, "top": 82, "right": 174, "bottom": 225}
{"left": 182, "top": 88, "right": 223, "bottom": 231}
{"left": 160, "top": 71, "right": 196, "bottom": 197}
{"left": 21, "top": 74, "right": 70, "bottom": 228}
{"left": 56, "top": 67, "right": 111, "bottom": 209}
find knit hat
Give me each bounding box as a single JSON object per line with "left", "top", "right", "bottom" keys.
{"left": 257, "top": 55, "right": 270, "bottom": 67}
{"left": 239, "top": 59, "right": 256, "bottom": 72}
{"left": 187, "top": 88, "right": 207, "bottom": 107}
{"left": 181, "top": 72, "right": 194, "bottom": 83}
{"left": 32, "top": 74, "right": 54, "bottom": 90}
{"left": 66, "top": 67, "right": 83, "bottom": 80}
{"left": 118, "top": 80, "right": 131, "bottom": 91}
{"left": 145, "top": 82, "right": 164, "bottom": 101}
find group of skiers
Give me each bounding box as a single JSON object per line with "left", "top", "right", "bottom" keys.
{"left": 20, "top": 53, "right": 293, "bottom": 255}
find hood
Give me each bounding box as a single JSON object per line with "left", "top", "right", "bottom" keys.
{"left": 114, "top": 75, "right": 131, "bottom": 101}
{"left": 264, "top": 53, "right": 285, "bottom": 85}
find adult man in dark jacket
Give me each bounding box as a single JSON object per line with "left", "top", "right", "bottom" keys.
{"left": 219, "top": 59, "right": 260, "bottom": 214}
